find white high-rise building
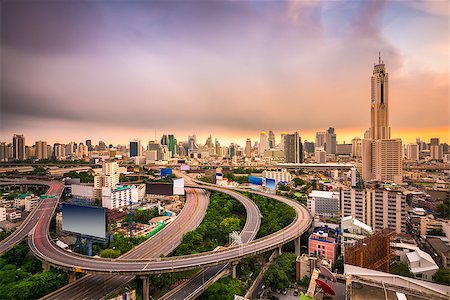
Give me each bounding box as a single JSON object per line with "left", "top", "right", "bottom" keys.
{"left": 315, "top": 132, "right": 326, "bottom": 148}
{"left": 94, "top": 161, "right": 120, "bottom": 199}
{"left": 259, "top": 131, "right": 269, "bottom": 156}
{"left": 314, "top": 148, "right": 326, "bottom": 164}
{"left": 341, "top": 188, "right": 406, "bottom": 234}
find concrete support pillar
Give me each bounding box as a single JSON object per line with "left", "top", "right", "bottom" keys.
{"left": 42, "top": 261, "right": 50, "bottom": 272}
{"left": 141, "top": 276, "right": 149, "bottom": 300}
{"left": 231, "top": 262, "right": 238, "bottom": 279}
{"left": 68, "top": 272, "right": 76, "bottom": 283}
{"left": 278, "top": 246, "right": 282, "bottom": 255}
{"left": 294, "top": 236, "right": 301, "bottom": 256}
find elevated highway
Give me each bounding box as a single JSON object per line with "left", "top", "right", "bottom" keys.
{"left": 28, "top": 186, "right": 311, "bottom": 275}
{"left": 0, "top": 180, "right": 64, "bottom": 255}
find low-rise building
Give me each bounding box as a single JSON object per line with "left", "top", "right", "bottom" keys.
{"left": 307, "top": 190, "right": 340, "bottom": 218}
{"left": 102, "top": 185, "right": 141, "bottom": 210}
{"left": 6, "top": 209, "right": 21, "bottom": 222}
{"left": 406, "top": 248, "right": 439, "bottom": 281}
{"left": 71, "top": 184, "right": 94, "bottom": 200}
{"left": 261, "top": 169, "right": 292, "bottom": 183}
{"left": 308, "top": 227, "right": 338, "bottom": 266}
{"left": 0, "top": 207, "right": 6, "bottom": 222}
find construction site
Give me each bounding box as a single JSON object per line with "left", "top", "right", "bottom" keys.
{"left": 344, "top": 228, "right": 394, "bottom": 272}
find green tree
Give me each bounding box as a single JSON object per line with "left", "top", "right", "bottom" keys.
{"left": 292, "top": 177, "right": 306, "bottom": 187}
{"left": 202, "top": 277, "right": 244, "bottom": 300}
{"left": 390, "top": 261, "right": 414, "bottom": 278}
{"left": 432, "top": 268, "right": 449, "bottom": 285}
{"left": 99, "top": 249, "right": 121, "bottom": 258}
{"left": 436, "top": 199, "right": 449, "bottom": 219}
{"left": 220, "top": 216, "right": 241, "bottom": 236}
{"left": 263, "top": 253, "right": 297, "bottom": 290}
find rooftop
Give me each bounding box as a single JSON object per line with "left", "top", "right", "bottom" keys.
{"left": 309, "top": 190, "right": 337, "bottom": 199}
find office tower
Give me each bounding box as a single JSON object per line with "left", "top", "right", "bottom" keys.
{"left": 168, "top": 134, "right": 176, "bottom": 157}
{"left": 325, "top": 127, "right": 337, "bottom": 155}
{"left": 161, "top": 134, "right": 168, "bottom": 146}
{"left": 430, "top": 138, "right": 443, "bottom": 160}
{"left": 284, "top": 132, "right": 303, "bottom": 163}
{"left": 245, "top": 138, "right": 252, "bottom": 158}
{"left": 370, "top": 53, "right": 390, "bottom": 140}
{"left": 12, "top": 134, "right": 25, "bottom": 160}
{"left": 406, "top": 143, "right": 419, "bottom": 161}
{"left": 86, "top": 140, "right": 93, "bottom": 151}
{"left": 303, "top": 141, "right": 315, "bottom": 153}
{"left": 315, "top": 148, "right": 326, "bottom": 163}
{"left": 35, "top": 141, "right": 48, "bottom": 160}
{"left": 53, "top": 143, "right": 65, "bottom": 160}
{"left": 129, "top": 139, "right": 141, "bottom": 157}
{"left": 363, "top": 139, "right": 402, "bottom": 183}
{"left": 0, "top": 142, "right": 7, "bottom": 162}
{"left": 98, "top": 140, "right": 107, "bottom": 151}
{"left": 147, "top": 141, "right": 164, "bottom": 161}
{"left": 340, "top": 188, "right": 406, "bottom": 234}
{"left": 188, "top": 135, "right": 197, "bottom": 151}
{"left": 315, "top": 132, "right": 326, "bottom": 148}
{"left": 259, "top": 131, "right": 268, "bottom": 156}
{"left": 362, "top": 55, "right": 402, "bottom": 183}
{"left": 280, "top": 132, "right": 287, "bottom": 149}
{"left": 268, "top": 131, "right": 276, "bottom": 149}
{"left": 215, "top": 139, "right": 222, "bottom": 157}
{"left": 229, "top": 143, "right": 235, "bottom": 158}
{"left": 351, "top": 137, "right": 362, "bottom": 157}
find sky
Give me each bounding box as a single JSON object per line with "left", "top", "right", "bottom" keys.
{"left": 1, "top": 0, "right": 449, "bottom": 147}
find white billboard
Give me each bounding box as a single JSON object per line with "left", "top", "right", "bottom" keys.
{"left": 173, "top": 178, "right": 185, "bottom": 195}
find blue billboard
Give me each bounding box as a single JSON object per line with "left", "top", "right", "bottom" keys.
{"left": 61, "top": 203, "right": 107, "bottom": 240}
{"left": 160, "top": 168, "right": 173, "bottom": 177}
{"left": 265, "top": 178, "right": 276, "bottom": 190}
{"left": 248, "top": 176, "right": 263, "bottom": 186}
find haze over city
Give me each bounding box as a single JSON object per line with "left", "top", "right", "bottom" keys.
{"left": 1, "top": 0, "right": 448, "bottom": 145}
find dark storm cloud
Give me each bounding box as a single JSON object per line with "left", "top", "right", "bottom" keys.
{"left": 0, "top": 0, "right": 448, "bottom": 142}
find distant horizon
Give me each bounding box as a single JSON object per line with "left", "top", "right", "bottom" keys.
{"left": 1, "top": 126, "right": 448, "bottom": 148}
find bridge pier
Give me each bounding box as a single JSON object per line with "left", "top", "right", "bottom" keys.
{"left": 231, "top": 262, "right": 238, "bottom": 279}
{"left": 68, "top": 272, "right": 77, "bottom": 283}
{"left": 141, "top": 276, "right": 149, "bottom": 300}
{"left": 294, "top": 236, "right": 301, "bottom": 256}
{"left": 42, "top": 261, "right": 50, "bottom": 272}
{"left": 278, "top": 246, "right": 282, "bottom": 255}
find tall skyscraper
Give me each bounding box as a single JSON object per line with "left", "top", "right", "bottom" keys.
{"left": 245, "top": 138, "right": 252, "bottom": 158}
{"left": 351, "top": 137, "right": 362, "bottom": 157}
{"left": 86, "top": 140, "right": 93, "bottom": 151}
{"left": 362, "top": 55, "right": 402, "bottom": 184}
{"left": 0, "top": 142, "right": 7, "bottom": 162}
{"left": 370, "top": 53, "right": 390, "bottom": 140}
{"left": 268, "top": 131, "right": 276, "bottom": 149}
{"left": 12, "top": 134, "right": 25, "bottom": 160}
{"left": 188, "top": 134, "right": 197, "bottom": 151}
{"left": 259, "top": 131, "right": 268, "bottom": 156}
{"left": 315, "top": 132, "right": 326, "bottom": 148}
{"left": 129, "top": 139, "right": 142, "bottom": 157}
{"left": 161, "top": 135, "right": 168, "bottom": 146}
{"left": 325, "top": 127, "right": 337, "bottom": 155}
{"left": 284, "top": 132, "right": 303, "bottom": 163}
{"left": 35, "top": 141, "right": 48, "bottom": 160}
{"left": 279, "top": 132, "right": 287, "bottom": 149}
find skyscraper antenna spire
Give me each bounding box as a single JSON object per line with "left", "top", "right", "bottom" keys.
{"left": 379, "top": 51, "right": 381, "bottom": 64}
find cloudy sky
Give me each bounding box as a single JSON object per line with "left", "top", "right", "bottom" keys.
{"left": 1, "top": 0, "right": 448, "bottom": 146}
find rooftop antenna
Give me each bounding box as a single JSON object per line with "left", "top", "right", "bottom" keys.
{"left": 379, "top": 51, "right": 381, "bottom": 64}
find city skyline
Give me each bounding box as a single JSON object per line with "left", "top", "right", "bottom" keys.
{"left": 1, "top": 1, "right": 448, "bottom": 145}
